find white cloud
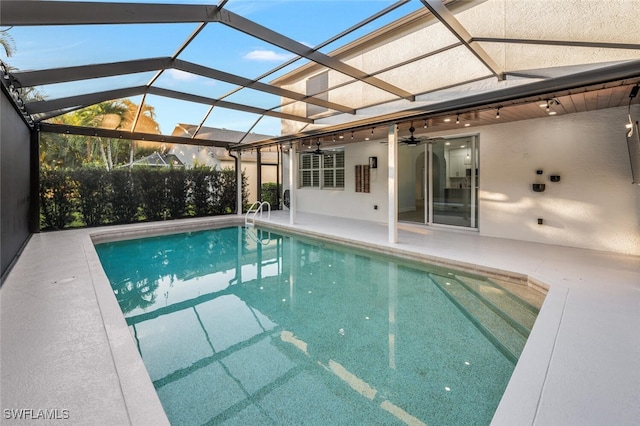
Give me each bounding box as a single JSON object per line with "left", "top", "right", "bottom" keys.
{"left": 244, "top": 49, "right": 295, "bottom": 62}
{"left": 166, "top": 69, "right": 198, "bottom": 81}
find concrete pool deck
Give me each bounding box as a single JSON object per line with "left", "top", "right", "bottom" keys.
{"left": 1, "top": 212, "right": 639, "bottom": 425}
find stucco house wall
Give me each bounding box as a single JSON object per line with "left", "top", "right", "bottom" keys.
{"left": 283, "top": 105, "right": 640, "bottom": 256}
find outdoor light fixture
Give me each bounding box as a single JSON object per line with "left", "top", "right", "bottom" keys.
{"left": 456, "top": 114, "right": 460, "bottom": 124}
{"left": 424, "top": 119, "right": 428, "bottom": 128}
{"left": 496, "top": 108, "right": 501, "bottom": 119}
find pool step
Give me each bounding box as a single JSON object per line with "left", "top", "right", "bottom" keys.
{"left": 491, "top": 278, "right": 546, "bottom": 311}
{"left": 428, "top": 274, "right": 537, "bottom": 363}
{"left": 454, "top": 275, "right": 539, "bottom": 335}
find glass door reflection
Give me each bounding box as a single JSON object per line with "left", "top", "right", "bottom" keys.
{"left": 429, "top": 137, "right": 477, "bottom": 228}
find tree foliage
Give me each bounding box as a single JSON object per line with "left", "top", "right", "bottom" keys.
{"left": 40, "top": 99, "right": 162, "bottom": 170}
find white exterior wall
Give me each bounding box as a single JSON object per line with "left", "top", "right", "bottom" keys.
{"left": 283, "top": 140, "right": 390, "bottom": 223}
{"left": 477, "top": 106, "right": 640, "bottom": 255}
{"left": 284, "top": 106, "right": 640, "bottom": 255}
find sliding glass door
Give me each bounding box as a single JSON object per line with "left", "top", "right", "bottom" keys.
{"left": 398, "top": 135, "right": 478, "bottom": 229}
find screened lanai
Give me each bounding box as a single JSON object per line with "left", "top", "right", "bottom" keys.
{"left": 2, "top": 0, "right": 640, "bottom": 151}
{"left": 3, "top": 2, "right": 640, "bottom": 425}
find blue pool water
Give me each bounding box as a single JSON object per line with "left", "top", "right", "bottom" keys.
{"left": 95, "top": 226, "right": 537, "bottom": 425}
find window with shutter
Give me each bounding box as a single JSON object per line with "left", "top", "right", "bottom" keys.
{"left": 306, "top": 71, "right": 329, "bottom": 118}
{"left": 299, "top": 150, "right": 344, "bottom": 190}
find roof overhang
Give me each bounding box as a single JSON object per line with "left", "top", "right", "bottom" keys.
{"left": 229, "top": 59, "right": 640, "bottom": 151}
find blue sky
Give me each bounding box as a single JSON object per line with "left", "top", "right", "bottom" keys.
{"left": 2, "top": 0, "right": 419, "bottom": 137}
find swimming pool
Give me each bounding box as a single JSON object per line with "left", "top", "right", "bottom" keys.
{"left": 95, "top": 226, "right": 541, "bottom": 425}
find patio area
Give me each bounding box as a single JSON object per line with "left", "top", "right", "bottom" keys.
{"left": 1, "top": 212, "right": 639, "bottom": 425}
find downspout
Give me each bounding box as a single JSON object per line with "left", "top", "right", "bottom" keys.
{"left": 228, "top": 150, "right": 243, "bottom": 215}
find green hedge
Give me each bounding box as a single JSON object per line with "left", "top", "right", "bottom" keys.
{"left": 261, "top": 182, "right": 281, "bottom": 210}
{"left": 39, "top": 166, "right": 247, "bottom": 230}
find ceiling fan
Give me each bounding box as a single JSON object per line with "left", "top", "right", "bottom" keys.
{"left": 399, "top": 123, "right": 424, "bottom": 146}
{"left": 311, "top": 139, "right": 325, "bottom": 155}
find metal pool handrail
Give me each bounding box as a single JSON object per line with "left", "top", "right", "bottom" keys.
{"left": 245, "top": 201, "right": 271, "bottom": 227}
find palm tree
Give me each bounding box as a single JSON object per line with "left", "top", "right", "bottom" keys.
{"left": 42, "top": 99, "right": 161, "bottom": 169}
{"left": 117, "top": 99, "right": 162, "bottom": 166}
{"left": 76, "top": 101, "right": 128, "bottom": 170}
{"left": 1, "top": 29, "right": 16, "bottom": 57}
